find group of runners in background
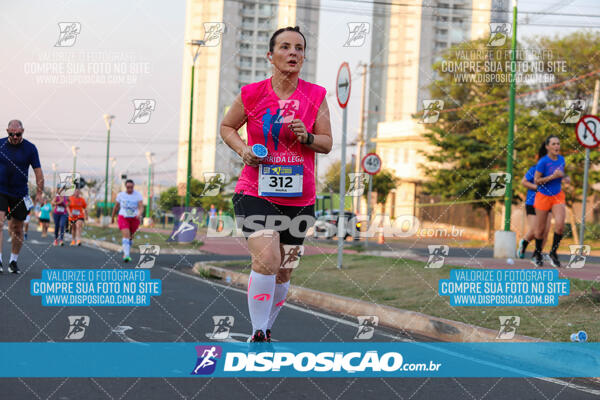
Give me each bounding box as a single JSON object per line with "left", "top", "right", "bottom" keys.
{"left": 0, "top": 119, "right": 145, "bottom": 272}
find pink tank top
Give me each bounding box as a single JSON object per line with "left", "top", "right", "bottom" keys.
{"left": 235, "top": 77, "right": 327, "bottom": 206}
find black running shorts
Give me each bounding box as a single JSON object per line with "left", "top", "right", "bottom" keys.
{"left": 526, "top": 205, "right": 536, "bottom": 215}
{"left": 232, "top": 193, "right": 315, "bottom": 245}
{"left": 0, "top": 193, "right": 30, "bottom": 221}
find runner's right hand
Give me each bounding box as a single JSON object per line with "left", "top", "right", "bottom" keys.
{"left": 240, "top": 145, "right": 261, "bottom": 167}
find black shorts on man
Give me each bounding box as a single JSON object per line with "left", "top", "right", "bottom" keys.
{"left": 232, "top": 193, "right": 315, "bottom": 245}
{"left": 0, "top": 195, "right": 29, "bottom": 221}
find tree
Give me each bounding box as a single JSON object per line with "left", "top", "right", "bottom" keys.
{"left": 84, "top": 178, "right": 99, "bottom": 204}
{"left": 368, "top": 169, "right": 398, "bottom": 205}
{"left": 420, "top": 31, "right": 600, "bottom": 240}
{"left": 158, "top": 186, "right": 180, "bottom": 213}
{"left": 158, "top": 177, "right": 234, "bottom": 216}
{"left": 528, "top": 32, "right": 600, "bottom": 243}
{"left": 418, "top": 38, "right": 554, "bottom": 238}
{"left": 321, "top": 160, "right": 355, "bottom": 193}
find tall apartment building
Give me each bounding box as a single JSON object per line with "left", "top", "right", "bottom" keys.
{"left": 365, "top": 0, "right": 508, "bottom": 217}
{"left": 176, "top": 0, "right": 319, "bottom": 193}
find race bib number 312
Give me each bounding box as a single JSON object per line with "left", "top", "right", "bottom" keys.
{"left": 258, "top": 165, "right": 303, "bottom": 197}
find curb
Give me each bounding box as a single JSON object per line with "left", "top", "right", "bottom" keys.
{"left": 81, "top": 238, "right": 206, "bottom": 255}
{"left": 192, "top": 262, "right": 540, "bottom": 343}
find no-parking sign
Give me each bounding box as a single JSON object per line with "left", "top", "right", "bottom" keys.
{"left": 575, "top": 115, "right": 600, "bottom": 149}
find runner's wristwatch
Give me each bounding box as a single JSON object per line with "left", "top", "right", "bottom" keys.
{"left": 304, "top": 133, "right": 315, "bottom": 145}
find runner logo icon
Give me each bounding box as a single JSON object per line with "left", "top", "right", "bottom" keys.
{"left": 136, "top": 245, "right": 160, "bottom": 269}
{"left": 191, "top": 345, "right": 222, "bottom": 375}
{"left": 55, "top": 22, "right": 81, "bottom": 47}
{"left": 346, "top": 173, "right": 369, "bottom": 197}
{"left": 344, "top": 22, "right": 370, "bottom": 47}
{"left": 65, "top": 315, "right": 90, "bottom": 340}
{"left": 561, "top": 100, "right": 586, "bottom": 124}
{"left": 425, "top": 245, "right": 449, "bottom": 269}
{"left": 567, "top": 245, "right": 590, "bottom": 269}
{"left": 354, "top": 315, "right": 378, "bottom": 340}
{"left": 497, "top": 316, "right": 520, "bottom": 339}
{"left": 210, "top": 316, "right": 234, "bottom": 340}
{"left": 487, "top": 23, "right": 510, "bottom": 47}
{"left": 421, "top": 100, "right": 444, "bottom": 123}
{"left": 129, "top": 99, "right": 156, "bottom": 124}
{"left": 487, "top": 172, "right": 511, "bottom": 197}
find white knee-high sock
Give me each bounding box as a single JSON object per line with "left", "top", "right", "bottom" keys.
{"left": 247, "top": 270, "right": 276, "bottom": 333}
{"left": 267, "top": 281, "right": 290, "bottom": 330}
{"left": 122, "top": 238, "right": 131, "bottom": 257}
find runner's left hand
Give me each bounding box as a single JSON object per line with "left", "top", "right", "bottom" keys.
{"left": 289, "top": 119, "right": 308, "bottom": 143}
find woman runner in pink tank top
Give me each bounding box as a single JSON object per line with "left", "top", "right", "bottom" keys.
{"left": 220, "top": 27, "right": 332, "bottom": 342}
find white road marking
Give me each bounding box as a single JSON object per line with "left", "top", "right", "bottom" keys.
{"left": 537, "top": 377, "right": 600, "bottom": 396}
{"left": 166, "top": 267, "right": 600, "bottom": 396}
{"left": 112, "top": 325, "right": 148, "bottom": 345}
{"left": 204, "top": 332, "right": 251, "bottom": 342}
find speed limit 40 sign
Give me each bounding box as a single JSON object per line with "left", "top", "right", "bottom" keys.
{"left": 362, "top": 153, "right": 381, "bottom": 175}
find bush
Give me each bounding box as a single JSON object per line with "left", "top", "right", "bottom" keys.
{"left": 564, "top": 222, "right": 600, "bottom": 241}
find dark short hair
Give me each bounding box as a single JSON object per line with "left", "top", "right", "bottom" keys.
{"left": 125, "top": 179, "right": 134, "bottom": 186}
{"left": 269, "top": 26, "right": 306, "bottom": 53}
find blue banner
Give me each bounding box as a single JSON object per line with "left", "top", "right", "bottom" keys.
{"left": 439, "top": 269, "right": 569, "bottom": 306}
{"left": 30, "top": 269, "right": 161, "bottom": 306}
{"left": 1, "top": 342, "right": 599, "bottom": 378}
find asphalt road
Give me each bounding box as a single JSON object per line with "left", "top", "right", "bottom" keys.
{"left": 0, "top": 229, "right": 599, "bottom": 399}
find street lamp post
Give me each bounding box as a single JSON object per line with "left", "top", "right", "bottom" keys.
{"left": 494, "top": 0, "right": 519, "bottom": 258}
{"left": 109, "top": 157, "right": 116, "bottom": 204}
{"left": 145, "top": 152, "right": 154, "bottom": 225}
{"left": 71, "top": 146, "right": 79, "bottom": 176}
{"left": 52, "top": 163, "right": 57, "bottom": 195}
{"left": 503, "top": 0, "right": 518, "bottom": 231}
{"left": 103, "top": 114, "right": 115, "bottom": 225}
{"left": 185, "top": 39, "right": 205, "bottom": 208}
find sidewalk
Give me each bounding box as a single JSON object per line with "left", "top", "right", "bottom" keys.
{"left": 196, "top": 236, "right": 358, "bottom": 257}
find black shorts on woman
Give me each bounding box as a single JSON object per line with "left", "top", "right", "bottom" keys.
{"left": 232, "top": 193, "right": 315, "bottom": 246}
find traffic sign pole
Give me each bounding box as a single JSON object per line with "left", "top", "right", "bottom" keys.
{"left": 366, "top": 176, "right": 373, "bottom": 250}
{"left": 336, "top": 62, "right": 351, "bottom": 270}
{"left": 579, "top": 80, "right": 600, "bottom": 246}
{"left": 580, "top": 147, "right": 591, "bottom": 246}
{"left": 361, "top": 153, "right": 381, "bottom": 251}
{"left": 337, "top": 107, "right": 347, "bottom": 270}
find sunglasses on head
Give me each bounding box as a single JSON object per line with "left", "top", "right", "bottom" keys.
{"left": 8, "top": 132, "right": 22, "bottom": 137}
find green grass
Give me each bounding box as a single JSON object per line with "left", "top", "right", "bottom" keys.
{"left": 81, "top": 225, "right": 203, "bottom": 249}
{"left": 217, "top": 254, "right": 600, "bottom": 342}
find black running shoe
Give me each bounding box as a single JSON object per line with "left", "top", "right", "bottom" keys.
{"left": 265, "top": 329, "right": 272, "bottom": 342}
{"left": 8, "top": 261, "right": 20, "bottom": 274}
{"left": 549, "top": 252, "right": 561, "bottom": 268}
{"left": 532, "top": 250, "right": 543, "bottom": 267}
{"left": 0, "top": 261, "right": 3, "bottom": 273}
{"left": 248, "top": 330, "right": 266, "bottom": 342}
